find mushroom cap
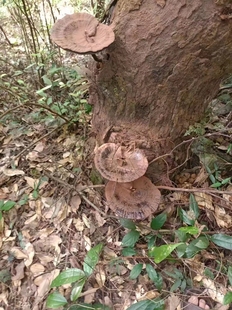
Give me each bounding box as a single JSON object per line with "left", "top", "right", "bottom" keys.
{"left": 50, "top": 13, "right": 115, "bottom": 53}
{"left": 105, "top": 176, "right": 161, "bottom": 220}
{"left": 94, "top": 143, "right": 149, "bottom": 182}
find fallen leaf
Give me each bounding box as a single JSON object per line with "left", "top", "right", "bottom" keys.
{"left": 70, "top": 195, "right": 81, "bottom": 210}
{"left": 215, "top": 206, "right": 232, "bottom": 228}
{"left": 164, "top": 294, "right": 181, "bottom": 310}
{"left": 30, "top": 263, "right": 45, "bottom": 276}
{"left": 194, "top": 193, "right": 214, "bottom": 210}
{"left": 12, "top": 261, "right": 25, "bottom": 281}
{"left": 11, "top": 247, "right": 28, "bottom": 259}
{"left": 3, "top": 168, "right": 25, "bottom": 176}
{"left": 95, "top": 266, "right": 106, "bottom": 287}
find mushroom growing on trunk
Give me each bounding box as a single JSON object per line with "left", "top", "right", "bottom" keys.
{"left": 50, "top": 12, "right": 115, "bottom": 61}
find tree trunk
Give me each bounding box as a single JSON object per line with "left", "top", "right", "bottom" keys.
{"left": 90, "top": 0, "right": 232, "bottom": 181}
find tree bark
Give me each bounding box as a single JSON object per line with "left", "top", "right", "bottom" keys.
{"left": 90, "top": 0, "right": 232, "bottom": 180}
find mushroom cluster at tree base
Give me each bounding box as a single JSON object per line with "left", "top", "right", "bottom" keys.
{"left": 94, "top": 142, "right": 161, "bottom": 220}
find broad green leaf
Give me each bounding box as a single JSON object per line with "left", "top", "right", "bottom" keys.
{"left": 120, "top": 218, "right": 136, "bottom": 230}
{"left": 178, "top": 208, "right": 194, "bottom": 226}
{"left": 180, "top": 279, "right": 187, "bottom": 292}
{"left": 126, "top": 298, "right": 165, "bottom": 310}
{"left": 51, "top": 269, "right": 86, "bottom": 288}
{"left": 176, "top": 244, "right": 187, "bottom": 258}
{"left": 146, "top": 264, "right": 163, "bottom": 291}
{"left": 46, "top": 292, "right": 67, "bottom": 308}
{"left": 0, "top": 211, "right": 2, "bottom": 220}
{"left": 147, "top": 235, "right": 157, "bottom": 249}
{"left": 130, "top": 264, "right": 143, "bottom": 280}
{"left": 70, "top": 278, "right": 85, "bottom": 301}
{"left": 211, "top": 234, "right": 232, "bottom": 250}
{"left": 149, "top": 243, "right": 183, "bottom": 264}
{"left": 1, "top": 201, "right": 16, "bottom": 211}
{"left": 211, "top": 182, "right": 222, "bottom": 188}
{"left": 83, "top": 243, "right": 103, "bottom": 276}
{"left": 151, "top": 213, "right": 167, "bottom": 230}
{"left": 0, "top": 200, "right": 4, "bottom": 208}
{"left": 175, "top": 230, "right": 188, "bottom": 242}
{"left": 42, "top": 75, "right": 52, "bottom": 85}
{"left": 193, "top": 236, "right": 209, "bottom": 249}
{"left": 221, "top": 177, "right": 231, "bottom": 185}
{"left": 122, "top": 230, "right": 140, "bottom": 247}
{"left": 189, "top": 194, "right": 199, "bottom": 219}
{"left": 228, "top": 266, "right": 232, "bottom": 286}
{"left": 178, "top": 226, "right": 199, "bottom": 235}
{"left": 224, "top": 292, "right": 232, "bottom": 305}
{"left": 122, "top": 247, "right": 136, "bottom": 256}
{"left": 170, "top": 278, "right": 182, "bottom": 292}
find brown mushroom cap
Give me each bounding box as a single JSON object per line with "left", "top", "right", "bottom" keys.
{"left": 94, "top": 143, "right": 149, "bottom": 182}
{"left": 105, "top": 176, "right": 161, "bottom": 220}
{"left": 50, "top": 13, "right": 115, "bottom": 53}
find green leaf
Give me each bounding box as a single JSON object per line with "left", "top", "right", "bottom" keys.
{"left": 0, "top": 200, "right": 4, "bottom": 208}
{"left": 189, "top": 194, "right": 199, "bottom": 219}
{"left": 120, "top": 218, "right": 136, "bottom": 230}
{"left": 51, "top": 269, "right": 86, "bottom": 288}
{"left": 204, "top": 268, "right": 214, "bottom": 280}
{"left": 149, "top": 243, "right": 183, "bottom": 263}
{"left": 0, "top": 269, "right": 11, "bottom": 283}
{"left": 70, "top": 278, "right": 85, "bottom": 301}
{"left": 221, "top": 177, "right": 231, "bottom": 185}
{"left": 175, "top": 230, "right": 188, "bottom": 242}
{"left": 83, "top": 243, "right": 103, "bottom": 276}
{"left": 178, "top": 208, "right": 195, "bottom": 226}
{"left": 122, "top": 247, "right": 136, "bottom": 256}
{"left": 224, "top": 292, "right": 232, "bottom": 305}
{"left": 228, "top": 266, "right": 232, "bottom": 286}
{"left": 129, "top": 264, "right": 143, "bottom": 280}
{"left": 170, "top": 278, "right": 182, "bottom": 292}
{"left": 146, "top": 264, "right": 163, "bottom": 291}
{"left": 178, "top": 226, "right": 199, "bottom": 235}
{"left": 211, "top": 182, "right": 222, "bottom": 188}
{"left": 42, "top": 75, "right": 53, "bottom": 86}
{"left": 1, "top": 201, "right": 16, "bottom": 211}
{"left": 126, "top": 298, "right": 165, "bottom": 310}
{"left": 46, "top": 292, "right": 68, "bottom": 308}
{"left": 0, "top": 211, "right": 2, "bottom": 220}
{"left": 185, "top": 236, "right": 209, "bottom": 258}
{"left": 122, "top": 230, "right": 140, "bottom": 247}
{"left": 176, "top": 244, "right": 187, "bottom": 258}
{"left": 151, "top": 213, "right": 167, "bottom": 230}
{"left": 211, "top": 234, "right": 232, "bottom": 250}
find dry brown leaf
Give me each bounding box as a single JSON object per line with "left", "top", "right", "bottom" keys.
{"left": 24, "top": 213, "right": 37, "bottom": 225}
{"left": 24, "top": 242, "right": 35, "bottom": 267}
{"left": 33, "top": 269, "right": 60, "bottom": 309}
{"left": 202, "top": 278, "right": 226, "bottom": 304}
{"left": 95, "top": 266, "right": 106, "bottom": 287}
{"left": 11, "top": 247, "right": 28, "bottom": 259}
{"left": 83, "top": 235, "right": 91, "bottom": 251}
{"left": 12, "top": 261, "right": 25, "bottom": 281}
{"left": 30, "top": 263, "right": 45, "bottom": 276}
{"left": 83, "top": 285, "right": 96, "bottom": 304}
{"left": 70, "top": 195, "right": 81, "bottom": 210}
{"left": 82, "top": 213, "right": 91, "bottom": 228}
{"left": 164, "top": 294, "right": 181, "bottom": 310}
{"left": 0, "top": 291, "right": 8, "bottom": 305}
{"left": 194, "top": 193, "right": 214, "bottom": 210}
{"left": 3, "top": 168, "right": 25, "bottom": 176}
{"left": 94, "top": 211, "right": 106, "bottom": 227}
{"left": 37, "top": 254, "right": 54, "bottom": 265}
{"left": 215, "top": 205, "right": 232, "bottom": 228}
{"left": 73, "top": 218, "right": 84, "bottom": 231}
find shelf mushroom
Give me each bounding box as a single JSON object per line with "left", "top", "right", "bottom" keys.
{"left": 105, "top": 176, "right": 161, "bottom": 220}
{"left": 94, "top": 143, "right": 149, "bottom": 183}
{"left": 50, "top": 12, "right": 115, "bottom": 56}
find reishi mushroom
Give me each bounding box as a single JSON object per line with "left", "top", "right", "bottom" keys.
{"left": 50, "top": 12, "right": 115, "bottom": 55}
{"left": 94, "top": 143, "right": 149, "bottom": 182}
{"left": 105, "top": 176, "right": 161, "bottom": 220}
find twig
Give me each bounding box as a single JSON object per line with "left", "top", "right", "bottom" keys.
{"left": 157, "top": 185, "right": 232, "bottom": 195}
{"left": 44, "top": 171, "right": 106, "bottom": 216}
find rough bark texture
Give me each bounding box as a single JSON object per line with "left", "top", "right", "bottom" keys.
{"left": 90, "top": 0, "right": 232, "bottom": 172}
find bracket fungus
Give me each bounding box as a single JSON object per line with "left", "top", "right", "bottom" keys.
{"left": 50, "top": 12, "right": 115, "bottom": 54}
{"left": 94, "top": 143, "right": 149, "bottom": 182}
{"left": 105, "top": 176, "right": 161, "bottom": 220}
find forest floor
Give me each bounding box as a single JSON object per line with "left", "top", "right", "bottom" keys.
{"left": 1, "top": 2, "right": 232, "bottom": 309}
